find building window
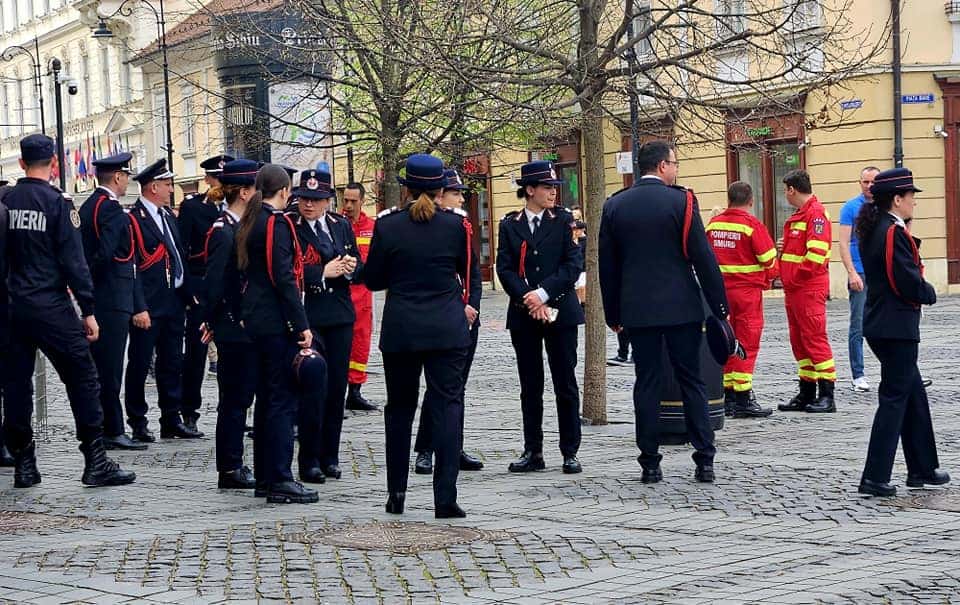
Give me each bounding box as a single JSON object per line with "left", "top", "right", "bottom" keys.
{"left": 153, "top": 88, "right": 166, "bottom": 156}
{"left": 630, "top": 2, "right": 653, "bottom": 60}
{"left": 119, "top": 45, "right": 132, "bottom": 103}
{"left": 10, "top": 0, "right": 18, "bottom": 28}
{"left": 16, "top": 74, "right": 25, "bottom": 134}
{"left": 25, "top": 0, "right": 32, "bottom": 21}
{"left": 0, "top": 81, "right": 8, "bottom": 138}
{"left": 62, "top": 58, "right": 72, "bottom": 121}
{"left": 81, "top": 52, "right": 90, "bottom": 116}
{"left": 99, "top": 45, "right": 110, "bottom": 109}
{"left": 716, "top": 0, "right": 746, "bottom": 38}
{"left": 180, "top": 83, "right": 196, "bottom": 152}
{"left": 785, "top": 0, "right": 821, "bottom": 32}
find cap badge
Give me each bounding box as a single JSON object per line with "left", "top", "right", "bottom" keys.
{"left": 306, "top": 177, "right": 319, "bottom": 190}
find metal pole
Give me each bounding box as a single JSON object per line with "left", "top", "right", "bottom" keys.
{"left": 625, "top": 14, "right": 641, "bottom": 180}
{"left": 157, "top": 0, "right": 175, "bottom": 205}
{"left": 52, "top": 58, "right": 66, "bottom": 191}
{"left": 892, "top": 0, "right": 903, "bottom": 168}
{"left": 34, "top": 37, "right": 45, "bottom": 134}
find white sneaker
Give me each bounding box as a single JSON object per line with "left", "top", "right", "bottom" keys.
{"left": 852, "top": 377, "right": 870, "bottom": 392}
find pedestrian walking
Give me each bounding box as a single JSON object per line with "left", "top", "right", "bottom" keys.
{"left": 289, "top": 167, "right": 361, "bottom": 482}
{"left": 496, "top": 160, "right": 584, "bottom": 475}
{"left": 1, "top": 134, "right": 135, "bottom": 488}
{"left": 178, "top": 154, "right": 234, "bottom": 434}
{"left": 363, "top": 154, "right": 473, "bottom": 518}
{"left": 855, "top": 168, "right": 948, "bottom": 497}
{"left": 340, "top": 182, "right": 378, "bottom": 411}
{"left": 706, "top": 181, "right": 778, "bottom": 418}
{"left": 78, "top": 152, "right": 148, "bottom": 451}
{"left": 199, "top": 159, "right": 259, "bottom": 490}
{"left": 839, "top": 166, "right": 880, "bottom": 393}
{"left": 0, "top": 179, "right": 15, "bottom": 467}
{"left": 237, "top": 164, "right": 318, "bottom": 504}
{"left": 598, "top": 140, "right": 728, "bottom": 483}
{"left": 777, "top": 169, "right": 836, "bottom": 413}
{"left": 124, "top": 159, "right": 202, "bottom": 441}
{"left": 413, "top": 168, "right": 484, "bottom": 476}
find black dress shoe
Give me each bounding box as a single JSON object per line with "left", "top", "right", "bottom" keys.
{"left": 219, "top": 466, "right": 256, "bottom": 489}
{"left": 160, "top": 422, "right": 204, "bottom": 439}
{"left": 346, "top": 384, "right": 378, "bottom": 411}
{"left": 183, "top": 418, "right": 203, "bottom": 435}
{"left": 104, "top": 434, "right": 148, "bottom": 451}
{"left": 0, "top": 445, "right": 15, "bottom": 467}
{"left": 562, "top": 456, "right": 582, "bottom": 474}
{"left": 859, "top": 478, "right": 896, "bottom": 497}
{"left": 254, "top": 481, "right": 267, "bottom": 498}
{"left": 266, "top": 481, "right": 318, "bottom": 504}
{"left": 323, "top": 464, "right": 342, "bottom": 479}
{"left": 508, "top": 451, "right": 545, "bottom": 473}
{"left": 922, "top": 378, "right": 933, "bottom": 388}
{"left": 415, "top": 451, "right": 433, "bottom": 474}
{"left": 641, "top": 467, "right": 662, "bottom": 484}
{"left": 459, "top": 451, "right": 484, "bottom": 471}
{"left": 299, "top": 467, "right": 327, "bottom": 484}
{"left": 385, "top": 491, "right": 405, "bottom": 514}
{"left": 435, "top": 503, "right": 466, "bottom": 518}
{"left": 906, "top": 469, "right": 950, "bottom": 487}
{"left": 695, "top": 465, "right": 715, "bottom": 483}
{"left": 131, "top": 427, "right": 156, "bottom": 443}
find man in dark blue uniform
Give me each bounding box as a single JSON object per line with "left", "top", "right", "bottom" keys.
{"left": 598, "top": 140, "right": 728, "bottom": 484}
{"left": 0, "top": 179, "right": 14, "bottom": 466}
{"left": 1, "top": 134, "right": 135, "bottom": 487}
{"left": 496, "top": 160, "right": 585, "bottom": 475}
{"left": 78, "top": 152, "right": 147, "bottom": 451}
{"left": 124, "top": 159, "right": 201, "bottom": 441}
{"left": 178, "top": 154, "right": 233, "bottom": 433}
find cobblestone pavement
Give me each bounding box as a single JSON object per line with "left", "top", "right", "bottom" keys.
{"left": 3, "top": 290, "right": 960, "bottom": 604}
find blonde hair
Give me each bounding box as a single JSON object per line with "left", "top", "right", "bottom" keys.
{"left": 408, "top": 189, "right": 440, "bottom": 223}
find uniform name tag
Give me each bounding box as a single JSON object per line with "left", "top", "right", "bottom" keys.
{"left": 8, "top": 209, "right": 47, "bottom": 232}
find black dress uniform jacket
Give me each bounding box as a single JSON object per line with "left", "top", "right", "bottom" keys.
{"left": 128, "top": 198, "right": 186, "bottom": 318}
{"left": 240, "top": 205, "right": 309, "bottom": 338}
{"left": 4, "top": 178, "right": 96, "bottom": 316}
{"left": 861, "top": 213, "right": 936, "bottom": 342}
{"left": 78, "top": 187, "right": 145, "bottom": 314}
{"left": 495, "top": 206, "right": 584, "bottom": 329}
{"left": 363, "top": 205, "right": 472, "bottom": 353}
{"left": 290, "top": 211, "right": 363, "bottom": 328}
{"left": 178, "top": 192, "right": 221, "bottom": 297}
{"left": 598, "top": 178, "right": 728, "bottom": 327}
{"left": 201, "top": 212, "right": 249, "bottom": 343}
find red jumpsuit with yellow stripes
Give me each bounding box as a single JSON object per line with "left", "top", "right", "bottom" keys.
{"left": 780, "top": 195, "right": 835, "bottom": 384}
{"left": 707, "top": 208, "right": 779, "bottom": 393}
{"left": 348, "top": 211, "right": 375, "bottom": 385}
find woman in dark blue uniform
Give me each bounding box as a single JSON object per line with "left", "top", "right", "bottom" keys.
{"left": 200, "top": 159, "right": 259, "bottom": 490}
{"left": 236, "top": 163, "right": 317, "bottom": 504}
{"left": 288, "top": 168, "right": 360, "bottom": 482}
{"left": 856, "top": 168, "right": 948, "bottom": 497}
{"left": 364, "top": 154, "right": 473, "bottom": 519}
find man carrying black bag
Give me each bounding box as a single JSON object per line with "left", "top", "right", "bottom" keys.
{"left": 598, "top": 141, "right": 729, "bottom": 484}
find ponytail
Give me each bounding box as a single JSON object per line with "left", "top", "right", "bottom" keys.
{"left": 855, "top": 192, "right": 893, "bottom": 242}
{"left": 206, "top": 185, "right": 226, "bottom": 203}
{"left": 235, "top": 191, "right": 263, "bottom": 271}
{"left": 408, "top": 189, "right": 440, "bottom": 223}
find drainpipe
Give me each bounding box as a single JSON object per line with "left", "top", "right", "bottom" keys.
{"left": 892, "top": 0, "right": 904, "bottom": 167}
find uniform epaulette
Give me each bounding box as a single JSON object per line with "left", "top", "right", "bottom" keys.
{"left": 377, "top": 206, "right": 403, "bottom": 219}
{"left": 669, "top": 184, "right": 690, "bottom": 193}
{"left": 183, "top": 192, "right": 202, "bottom": 201}
{"left": 211, "top": 218, "right": 226, "bottom": 229}
{"left": 501, "top": 210, "right": 521, "bottom": 222}
{"left": 608, "top": 186, "right": 630, "bottom": 199}
{"left": 328, "top": 210, "right": 347, "bottom": 221}
{"left": 441, "top": 206, "right": 469, "bottom": 218}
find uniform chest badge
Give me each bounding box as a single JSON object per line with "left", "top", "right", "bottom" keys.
{"left": 70, "top": 209, "right": 81, "bottom": 229}
{"left": 813, "top": 217, "right": 825, "bottom": 235}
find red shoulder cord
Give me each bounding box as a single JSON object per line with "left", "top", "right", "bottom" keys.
{"left": 682, "top": 189, "right": 694, "bottom": 260}
{"left": 93, "top": 195, "right": 134, "bottom": 262}
{"left": 128, "top": 214, "right": 169, "bottom": 272}
{"left": 518, "top": 240, "right": 528, "bottom": 280}
{"left": 463, "top": 217, "right": 473, "bottom": 304}
{"left": 265, "top": 214, "right": 305, "bottom": 292}
{"left": 885, "top": 223, "right": 923, "bottom": 307}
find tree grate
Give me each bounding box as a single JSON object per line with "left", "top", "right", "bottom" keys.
{"left": 281, "top": 521, "right": 511, "bottom": 554}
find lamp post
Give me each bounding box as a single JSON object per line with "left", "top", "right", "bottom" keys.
{"left": 50, "top": 58, "right": 67, "bottom": 191}
{"left": 1, "top": 37, "right": 45, "bottom": 134}
{"left": 93, "top": 0, "right": 174, "bottom": 176}
{"left": 624, "top": 16, "right": 641, "bottom": 181}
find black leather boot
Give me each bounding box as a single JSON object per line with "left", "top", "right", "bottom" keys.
{"left": 806, "top": 379, "right": 836, "bottom": 413}
{"left": 266, "top": 481, "right": 319, "bottom": 504}
{"left": 346, "top": 384, "right": 378, "bottom": 411}
{"left": 80, "top": 438, "right": 136, "bottom": 486}
{"left": 723, "top": 388, "right": 736, "bottom": 417}
{"left": 385, "top": 491, "right": 405, "bottom": 514}
{"left": 778, "top": 380, "right": 816, "bottom": 412}
{"left": 733, "top": 390, "right": 772, "bottom": 418}
{"left": 13, "top": 441, "right": 41, "bottom": 488}
{"left": 459, "top": 451, "right": 484, "bottom": 471}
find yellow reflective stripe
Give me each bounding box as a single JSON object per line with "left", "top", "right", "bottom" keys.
{"left": 791, "top": 221, "right": 807, "bottom": 231}
{"left": 726, "top": 371, "right": 752, "bottom": 381}
{"left": 356, "top": 237, "right": 371, "bottom": 245}
{"left": 798, "top": 369, "right": 818, "bottom": 379}
{"left": 818, "top": 371, "right": 837, "bottom": 380}
{"left": 806, "top": 253, "right": 827, "bottom": 264}
{"left": 807, "top": 240, "right": 830, "bottom": 252}
{"left": 719, "top": 264, "right": 764, "bottom": 274}
{"left": 781, "top": 253, "right": 804, "bottom": 263}
{"left": 798, "top": 358, "right": 812, "bottom": 367}
{"left": 707, "top": 222, "right": 754, "bottom": 236}
{"left": 813, "top": 359, "right": 835, "bottom": 370}
{"left": 756, "top": 248, "right": 777, "bottom": 263}
{"left": 349, "top": 361, "right": 367, "bottom": 372}
{"left": 733, "top": 383, "right": 752, "bottom": 392}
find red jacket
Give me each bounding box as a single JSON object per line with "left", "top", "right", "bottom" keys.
{"left": 351, "top": 211, "right": 375, "bottom": 263}
{"left": 706, "top": 207, "right": 778, "bottom": 290}
{"left": 780, "top": 195, "right": 831, "bottom": 291}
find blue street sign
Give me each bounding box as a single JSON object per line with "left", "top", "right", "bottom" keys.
{"left": 840, "top": 100, "right": 863, "bottom": 110}
{"left": 902, "top": 93, "right": 935, "bottom": 104}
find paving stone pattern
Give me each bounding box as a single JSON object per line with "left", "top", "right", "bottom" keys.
{"left": 1, "top": 291, "right": 960, "bottom": 603}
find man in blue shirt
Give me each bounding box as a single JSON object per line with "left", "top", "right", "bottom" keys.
{"left": 838, "top": 166, "right": 879, "bottom": 392}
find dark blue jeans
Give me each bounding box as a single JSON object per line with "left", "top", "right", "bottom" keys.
{"left": 848, "top": 273, "right": 866, "bottom": 379}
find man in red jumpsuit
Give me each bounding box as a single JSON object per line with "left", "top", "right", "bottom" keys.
{"left": 777, "top": 169, "right": 836, "bottom": 414}
{"left": 341, "top": 182, "right": 378, "bottom": 411}
{"left": 707, "top": 181, "right": 778, "bottom": 418}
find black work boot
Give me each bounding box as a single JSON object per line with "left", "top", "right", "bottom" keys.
{"left": 778, "top": 380, "right": 816, "bottom": 412}
{"left": 733, "top": 390, "right": 773, "bottom": 418}
{"left": 80, "top": 438, "right": 137, "bottom": 486}
{"left": 723, "top": 388, "right": 736, "bottom": 417}
{"left": 806, "top": 379, "right": 836, "bottom": 413}
{"left": 13, "top": 441, "right": 41, "bottom": 488}
{"left": 345, "top": 384, "right": 378, "bottom": 411}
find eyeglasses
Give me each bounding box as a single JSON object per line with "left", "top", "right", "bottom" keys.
{"left": 860, "top": 180, "right": 874, "bottom": 185}
{"left": 664, "top": 159, "right": 681, "bottom": 167}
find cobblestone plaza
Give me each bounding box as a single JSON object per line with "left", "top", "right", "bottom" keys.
{"left": 1, "top": 291, "right": 960, "bottom": 604}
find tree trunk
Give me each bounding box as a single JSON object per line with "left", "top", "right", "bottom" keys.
{"left": 379, "top": 123, "right": 402, "bottom": 208}
{"left": 578, "top": 0, "right": 608, "bottom": 425}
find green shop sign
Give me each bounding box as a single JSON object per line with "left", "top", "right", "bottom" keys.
{"left": 746, "top": 126, "right": 773, "bottom": 137}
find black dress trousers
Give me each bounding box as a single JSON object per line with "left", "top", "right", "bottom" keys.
{"left": 416, "top": 323, "right": 479, "bottom": 453}
{"left": 215, "top": 341, "right": 258, "bottom": 472}
{"left": 125, "top": 312, "right": 186, "bottom": 430}
{"left": 89, "top": 309, "right": 130, "bottom": 437}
